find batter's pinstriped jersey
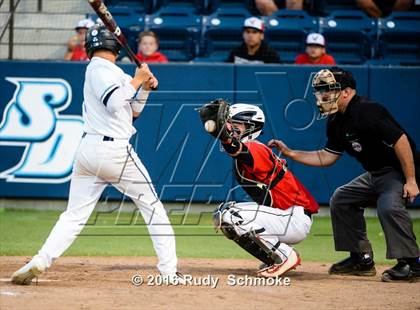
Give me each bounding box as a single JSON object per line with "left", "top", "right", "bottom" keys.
{"left": 82, "top": 56, "right": 137, "bottom": 139}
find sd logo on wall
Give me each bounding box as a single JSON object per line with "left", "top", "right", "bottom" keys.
{"left": 0, "top": 77, "right": 83, "bottom": 183}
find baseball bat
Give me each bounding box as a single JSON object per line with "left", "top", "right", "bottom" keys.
{"left": 88, "top": 0, "right": 157, "bottom": 90}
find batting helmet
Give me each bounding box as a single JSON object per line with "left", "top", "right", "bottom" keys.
{"left": 85, "top": 24, "right": 121, "bottom": 59}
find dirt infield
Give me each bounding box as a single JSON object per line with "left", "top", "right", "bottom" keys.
{"left": 0, "top": 257, "right": 419, "bottom": 310}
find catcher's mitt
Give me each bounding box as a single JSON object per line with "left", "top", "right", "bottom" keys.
{"left": 199, "top": 99, "right": 232, "bottom": 141}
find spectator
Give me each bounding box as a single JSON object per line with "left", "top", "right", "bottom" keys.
{"left": 64, "top": 18, "right": 94, "bottom": 61}
{"left": 254, "top": 0, "right": 304, "bottom": 16}
{"left": 136, "top": 31, "right": 168, "bottom": 63}
{"left": 357, "top": 0, "right": 414, "bottom": 17}
{"left": 227, "top": 17, "right": 280, "bottom": 64}
{"left": 295, "top": 33, "right": 336, "bottom": 65}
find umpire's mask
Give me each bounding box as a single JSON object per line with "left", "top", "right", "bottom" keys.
{"left": 312, "top": 69, "right": 341, "bottom": 117}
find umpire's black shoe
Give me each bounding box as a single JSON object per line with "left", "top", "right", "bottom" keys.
{"left": 329, "top": 252, "right": 376, "bottom": 276}
{"left": 381, "top": 259, "right": 420, "bottom": 283}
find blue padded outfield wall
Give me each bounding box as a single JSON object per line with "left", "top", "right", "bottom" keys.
{"left": 0, "top": 61, "right": 419, "bottom": 205}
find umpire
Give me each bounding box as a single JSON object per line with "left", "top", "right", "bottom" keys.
{"left": 268, "top": 67, "right": 420, "bottom": 282}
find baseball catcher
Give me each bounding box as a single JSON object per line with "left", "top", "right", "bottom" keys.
{"left": 199, "top": 99, "right": 319, "bottom": 278}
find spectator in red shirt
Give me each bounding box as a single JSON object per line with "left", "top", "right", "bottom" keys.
{"left": 64, "top": 18, "right": 94, "bottom": 61}
{"left": 295, "top": 33, "right": 336, "bottom": 65}
{"left": 136, "top": 31, "right": 168, "bottom": 63}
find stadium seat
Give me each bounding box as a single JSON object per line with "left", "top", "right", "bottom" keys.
{"left": 207, "top": 0, "right": 255, "bottom": 15}
{"left": 99, "top": 6, "right": 146, "bottom": 28}
{"left": 377, "top": 12, "right": 420, "bottom": 65}
{"left": 200, "top": 6, "right": 251, "bottom": 62}
{"left": 319, "top": 10, "right": 376, "bottom": 64}
{"left": 325, "top": 0, "right": 359, "bottom": 15}
{"left": 155, "top": 0, "right": 206, "bottom": 14}
{"left": 104, "top": 0, "right": 155, "bottom": 14}
{"left": 265, "top": 10, "right": 318, "bottom": 63}
{"left": 305, "top": 0, "right": 359, "bottom": 16}
{"left": 146, "top": 5, "right": 202, "bottom": 61}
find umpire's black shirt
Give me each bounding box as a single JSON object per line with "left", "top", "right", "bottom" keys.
{"left": 324, "top": 95, "right": 417, "bottom": 172}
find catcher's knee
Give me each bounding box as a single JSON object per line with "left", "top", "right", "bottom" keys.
{"left": 213, "top": 201, "right": 238, "bottom": 239}
{"left": 213, "top": 204, "right": 281, "bottom": 265}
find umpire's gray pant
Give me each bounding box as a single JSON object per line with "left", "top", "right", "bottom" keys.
{"left": 330, "top": 167, "right": 419, "bottom": 259}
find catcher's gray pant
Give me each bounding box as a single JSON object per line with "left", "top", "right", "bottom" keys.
{"left": 330, "top": 166, "right": 419, "bottom": 259}
{"left": 37, "top": 134, "right": 178, "bottom": 275}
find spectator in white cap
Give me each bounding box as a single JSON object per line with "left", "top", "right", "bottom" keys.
{"left": 295, "top": 33, "right": 336, "bottom": 65}
{"left": 64, "top": 18, "right": 95, "bottom": 61}
{"left": 227, "top": 17, "right": 280, "bottom": 64}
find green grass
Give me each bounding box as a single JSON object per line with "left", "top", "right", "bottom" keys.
{"left": 1, "top": 208, "right": 418, "bottom": 264}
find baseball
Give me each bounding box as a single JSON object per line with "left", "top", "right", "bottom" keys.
{"left": 205, "top": 120, "right": 216, "bottom": 133}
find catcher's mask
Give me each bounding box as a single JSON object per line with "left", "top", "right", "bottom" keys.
{"left": 85, "top": 24, "right": 121, "bottom": 59}
{"left": 312, "top": 67, "right": 356, "bottom": 117}
{"left": 229, "top": 104, "right": 265, "bottom": 142}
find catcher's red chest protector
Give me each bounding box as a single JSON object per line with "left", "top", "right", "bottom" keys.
{"left": 235, "top": 141, "right": 319, "bottom": 214}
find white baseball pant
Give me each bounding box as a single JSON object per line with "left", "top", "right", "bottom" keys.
{"left": 221, "top": 202, "right": 312, "bottom": 261}
{"left": 37, "top": 133, "right": 178, "bottom": 275}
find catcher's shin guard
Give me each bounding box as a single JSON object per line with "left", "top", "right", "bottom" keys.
{"left": 213, "top": 202, "right": 281, "bottom": 265}
{"left": 234, "top": 229, "right": 277, "bottom": 266}
{"left": 219, "top": 224, "right": 279, "bottom": 266}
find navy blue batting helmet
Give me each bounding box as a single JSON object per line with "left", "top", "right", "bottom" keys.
{"left": 85, "top": 24, "right": 121, "bottom": 59}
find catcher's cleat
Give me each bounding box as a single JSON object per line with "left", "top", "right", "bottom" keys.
{"left": 259, "top": 262, "right": 269, "bottom": 270}
{"left": 257, "top": 249, "right": 301, "bottom": 278}
{"left": 329, "top": 253, "right": 376, "bottom": 276}
{"left": 11, "top": 255, "right": 48, "bottom": 285}
{"left": 381, "top": 259, "right": 420, "bottom": 283}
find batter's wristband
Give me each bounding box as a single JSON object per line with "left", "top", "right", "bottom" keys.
{"left": 131, "top": 89, "right": 150, "bottom": 113}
